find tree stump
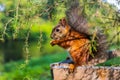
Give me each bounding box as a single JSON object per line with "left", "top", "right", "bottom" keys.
{"left": 51, "top": 63, "right": 120, "bottom": 80}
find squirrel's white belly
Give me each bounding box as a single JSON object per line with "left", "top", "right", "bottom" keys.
{"left": 66, "top": 47, "right": 73, "bottom": 60}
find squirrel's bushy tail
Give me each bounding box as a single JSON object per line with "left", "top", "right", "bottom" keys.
{"left": 66, "top": 0, "right": 108, "bottom": 57}
{"left": 96, "top": 30, "right": 108, "bottom": 58}
{"left": 66, "top": 0, "right": 90, "bottom": 35}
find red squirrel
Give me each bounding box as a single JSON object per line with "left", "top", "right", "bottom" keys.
{"left": 51, "top": 18, "right": 91, "bottom": 67}
{"left": 50, "top": 0, "right": 109, "bottom": 72}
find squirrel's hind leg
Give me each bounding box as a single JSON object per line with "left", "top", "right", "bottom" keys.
{"left": 59, "top": 57, "right": 75, "bottom": 73}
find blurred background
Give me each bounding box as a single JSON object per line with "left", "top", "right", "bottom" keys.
{"left": 0, "top": 0, "right": 120, "bottom": 80}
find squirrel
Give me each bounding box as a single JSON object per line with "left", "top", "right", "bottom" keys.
{"left": 50, "top": 0, "right": 120, "bottom": 72}
{"left": 51, "top": 18, "right": 91, "bottom": 66}
{"left": 50, "top": 18, "right": 107, "bottom": 69}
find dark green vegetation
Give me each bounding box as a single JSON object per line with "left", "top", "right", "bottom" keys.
{"left": 97, "top": 57, "right": 120, "bottom": 66}
{"left": 0, "top": 52, "right": 67, "bottom": 80}
{"left": 0, "top": 0, "right": 120, "bottom": 80}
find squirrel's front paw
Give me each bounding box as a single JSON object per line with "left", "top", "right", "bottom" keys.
{"left": 50, "top": 41, "right": 55, "bottom": 46}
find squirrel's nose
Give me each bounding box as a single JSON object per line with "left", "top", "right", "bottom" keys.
{"left": 50, "top": 34, "right": 53, "bottom": 39}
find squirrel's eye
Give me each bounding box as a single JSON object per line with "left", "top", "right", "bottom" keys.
{"left": 56, "top": 29, "right": 60, "bottom": 32}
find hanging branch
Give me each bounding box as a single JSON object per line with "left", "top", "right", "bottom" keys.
{"left": 0, "top": 18, "right": 14, "bottom": 42}
{"left": 13, "top": 0, "right": 21, "bottom": 39}
{"left": 24, "top": 23, "right": 32, "bottom": 65}
{"left": 109, "top": 31, "right": 120, "bottom": 46}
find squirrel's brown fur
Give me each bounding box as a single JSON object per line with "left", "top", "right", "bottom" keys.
{"left": 51, "top": 18, "right": 91, "bottom": 66}
{"left": 50, "top": 0, "right": 108, "bottom": 67}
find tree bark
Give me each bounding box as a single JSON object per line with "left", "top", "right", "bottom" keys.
{"left": 51, "top": 63, "right": 120, "bottom": 80}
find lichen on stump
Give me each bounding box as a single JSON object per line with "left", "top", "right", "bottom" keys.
{"left": 51, "top": 63, "right": 120, "bottom": 80}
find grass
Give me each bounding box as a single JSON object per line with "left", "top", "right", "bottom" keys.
{"left": 0, "top": 52, "right": 68, "bottom": 80}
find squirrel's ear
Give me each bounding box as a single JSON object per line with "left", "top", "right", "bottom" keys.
{"left": 61, "top": 18, "right": 67, "bottom": 26}
{"left": 62, "top": 18, "right": 66, "bottom": 24}
{"left": 59, "top": 18, "right": 67, "bottom": 26}
{"left": 59, "top": 19, "right": 62, "bottom": 24}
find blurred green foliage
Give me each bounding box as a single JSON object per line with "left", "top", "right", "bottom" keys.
{"left": 0, "top": 52, "right": 68, "bottom": 80}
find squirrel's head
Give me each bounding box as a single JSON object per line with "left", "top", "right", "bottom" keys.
{"left": 51, "top": 18, "right": 71, "bottom": 40}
